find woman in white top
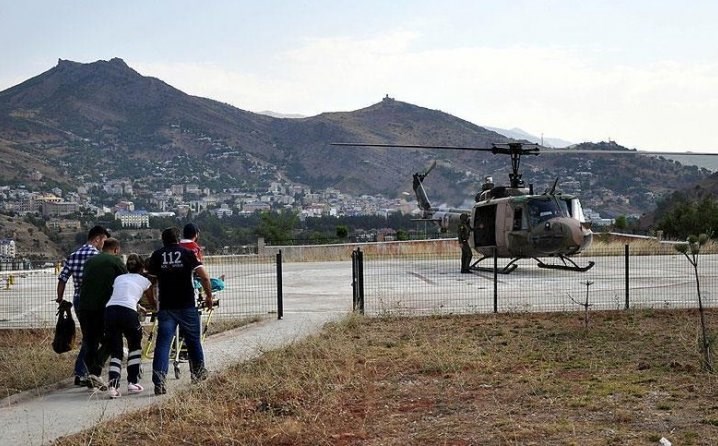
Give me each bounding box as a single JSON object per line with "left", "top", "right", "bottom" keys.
{"left": 104, "top": 253, "right": 154, "bottom": 398}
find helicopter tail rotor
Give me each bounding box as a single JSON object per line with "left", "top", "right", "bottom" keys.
{"left": 413, "top": 161, "right": 436, "bottom": 217}
{"left": 417, "top": 160, "right": 436, "bottom": 182}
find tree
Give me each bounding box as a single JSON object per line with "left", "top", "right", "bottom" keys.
{"left": 613, "top": 215, "right": 628, "bottom": 231}
{"left": 255, "top": 210, "right": 299, "bottom": 244}
{"left": 336, "top": 225, "right": 348, "bottom": 239}
{"left": 675, "top": 233, "right": 713, "bottom": 372}
{"left": 657, "top": 196, "right": 718, "bottom": 239}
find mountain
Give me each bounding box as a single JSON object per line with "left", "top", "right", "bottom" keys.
{"left": 0, "top": 58, "right": 712, "bottom": 218}
{"left": 485, "top": 126, "right": 573, "bottom": 148}
{"left": 0, "top": 58, "right": 278, "bottom": 185}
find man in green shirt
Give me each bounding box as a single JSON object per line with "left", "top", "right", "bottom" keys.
{"left": 78, "top": 238, "right": 127, "bottom": 389}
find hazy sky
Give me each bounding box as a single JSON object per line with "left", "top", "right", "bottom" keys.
{"left": 2, "top": 1, "right": 717, "bottom": 152}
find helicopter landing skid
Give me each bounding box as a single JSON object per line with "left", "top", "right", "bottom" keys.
{"left": 470, "top": 256, "right": 520, "bottom": 274}
{"left": 534, "top": 257, "right": 595, "bottom": 272}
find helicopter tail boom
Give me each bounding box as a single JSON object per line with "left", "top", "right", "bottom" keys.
{"left": 412, "top": 161, "right": 437, "bottom": 218}
{"left": 412, "top": 161, "right": 472, "bottom": 231}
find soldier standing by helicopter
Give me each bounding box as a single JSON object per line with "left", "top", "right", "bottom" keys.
{"left": 458, "top": 213, "right": 472, "bottom": 273}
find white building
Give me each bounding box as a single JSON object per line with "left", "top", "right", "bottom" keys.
{"left": 242, "top": 201, "right": 271, "bottom": 213}
{"left": 115, "top": 210, "right": 150, "bottom": 228}
{"left": 0, "top": 239, "right": 16, "bottom": 259}
{"left": 212, "top": 204, "right": 234, "bottom": 218}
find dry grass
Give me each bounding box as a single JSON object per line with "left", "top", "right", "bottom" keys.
{"left": 586, "top": 236, "right": 718, "bottom": 256}
{"left": 260, "top": 237, "right": 718, "bottom": 263}
{"left": 0, "top": 328, "right": 77, "bottom": 398}
{"left": 261, "top": 239, "right": 458, "bottom": 262}
{"left": 55, "top": 310, "right": 718, "bottom": 445}
{"left": 0, "top": 317, "right": 259, "bottom": 400}
{"left": 204, "top": 315, "right": 264, "bottom": 336}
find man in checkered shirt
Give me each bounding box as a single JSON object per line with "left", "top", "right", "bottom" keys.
{"left": 56, "top": 225, "right": 110, "bottom": 386}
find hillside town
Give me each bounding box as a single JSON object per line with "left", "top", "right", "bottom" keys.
{"left": 0, "top": 176, "right": 415, "bottom": 222}
{"left": 0, "top": 173, "right": 421, "bottom": 261}
{"left": 0, "top": 167, "right": 622, "bottom": 262}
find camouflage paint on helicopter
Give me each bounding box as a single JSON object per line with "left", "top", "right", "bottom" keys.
{"left": 332, "top": 141, "right": 718, "bottom": 273}
{"left": 410, "top": 148, "right": 594, "bottom": 273}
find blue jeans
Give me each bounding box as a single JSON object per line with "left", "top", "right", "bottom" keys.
{"left": 74, "top": 343, "right": 88, "bottom": 377}
{"left": 152, "top": 308, "right": 205, "bottom": 386}
{"left": 72, "top": 296, "right": 87, "bottom": 378}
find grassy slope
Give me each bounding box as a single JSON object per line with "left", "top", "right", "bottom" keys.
{"left": 50, "top": 310, "right": 718, "bottom": 446}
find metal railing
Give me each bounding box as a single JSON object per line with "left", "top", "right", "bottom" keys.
{"left": 351, "top": 244, "right": 718, "bottom": 316}
{"left": 0, "top": 253, "right": 283, "bottom": 329}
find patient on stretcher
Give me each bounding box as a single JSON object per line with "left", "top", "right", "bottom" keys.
{"left": 195, "top": 275, "right": 225, "bottom": 293}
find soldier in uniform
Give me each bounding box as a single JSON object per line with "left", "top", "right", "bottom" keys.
{"left": 458, "top": 213, "right": 473, "bottom": 273}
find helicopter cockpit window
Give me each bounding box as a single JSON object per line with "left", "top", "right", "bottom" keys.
{"left": 562, "top": 197, "right": 587, "bottom": 223}
{"left": 527, "top": 198, "right": 569, "bottom": 227}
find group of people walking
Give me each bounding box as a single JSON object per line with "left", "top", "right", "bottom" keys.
{"left": 56, "top": 223, "right": 214, "bottom": 398}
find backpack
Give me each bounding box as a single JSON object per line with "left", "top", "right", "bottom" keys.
{"left": 52, "top": 301, "right": 76, "bottom": 354}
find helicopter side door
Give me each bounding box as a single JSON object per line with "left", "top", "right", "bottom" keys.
{"left": 506, "top": 201, "right": 532, "bottom": 257}
{"left": 473, "top": 204, "right": 497, "bottom": 247}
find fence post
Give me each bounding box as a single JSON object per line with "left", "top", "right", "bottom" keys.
{"left": 624, "top": 244, "right": 629, "bottom": 310}
{"left": 276, "top": 250, "right": 283, "bottom": 320}
{"left": 493, "top": 247, "right": 498, "bottom": 313}
{"left": 352, "top": 248, "right": 365, "bottom": 314}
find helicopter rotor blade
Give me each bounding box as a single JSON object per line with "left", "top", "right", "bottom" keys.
{"left": 332, "top": 142, "right": 718, "bottom": 157}
{"left": 331, "top": 142, "right": 495, "bottom": 152}
{"left": 541, "top": 149, "right": 718, "bottom": 156}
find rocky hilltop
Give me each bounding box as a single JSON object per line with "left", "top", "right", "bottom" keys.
{"left": 0, "top": 58, "right": 711, "bottom": 216}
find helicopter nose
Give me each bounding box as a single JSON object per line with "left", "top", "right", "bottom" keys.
{"left": 530, "top": 218, "right": 586, "bottom": 255}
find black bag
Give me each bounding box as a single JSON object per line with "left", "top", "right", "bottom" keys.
{"left": 52, "top": 301, "right": 76, "bottom": 354}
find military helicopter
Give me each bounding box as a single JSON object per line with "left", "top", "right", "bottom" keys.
{"left": 331, "top": 141, "right": 717, "bottom": 274}
{"left": 332, "top": 142, "right": 593, "bottom": 273}
{"left": 413, "top": 143, "right": 594, "bottom": 273}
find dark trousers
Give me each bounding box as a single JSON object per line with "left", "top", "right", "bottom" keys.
{"left": 72, "top": 297, "right": 87, "bottom": 377}
{"left": 104, "top": 305, "right": 143, "bottom": 388}
{"left": 461, "top": 241, "right": 473, "bottom": 272}
{"left": 77, "top": 309, "right": 110, "bottom": 377}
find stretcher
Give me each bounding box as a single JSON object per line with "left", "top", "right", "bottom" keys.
{"left": 140, "top": 282, "right": 222, "bottom": 379}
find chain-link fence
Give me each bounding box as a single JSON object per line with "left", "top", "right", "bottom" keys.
{"left": 0, "top": 254, "right": 281, "bottom": 329}
{"left": 353, "top": 244, "right": 718, "bottom": 316}
{"left": 5, "top": 240, "right": 717, "bottom": 326}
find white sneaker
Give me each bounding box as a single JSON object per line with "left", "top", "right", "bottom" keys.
{"left": 127, "top": 383, "right": 144, "bottom": 394}
{"left": 107, "top": 387, "right": 121, "bottom": 399}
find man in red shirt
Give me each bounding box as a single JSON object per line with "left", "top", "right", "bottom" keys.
{"left": 180, "top": 223, "right": 224, "bottom": 291}
{"left": 180, "top": 223, "right": 203, "bottom": 261}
